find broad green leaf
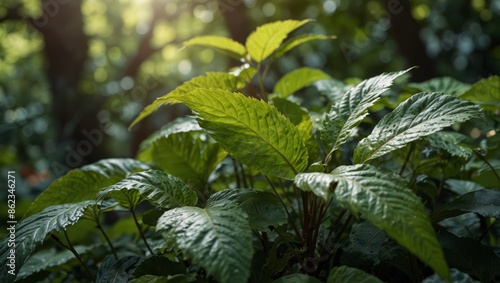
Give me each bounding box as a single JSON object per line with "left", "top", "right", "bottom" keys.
{"left": 438, "top": 228, "right": 500, "bottom": 282}
{"left": 130, "top": 72, "right": 246, "bottom": 129}
{"left": 246, "top": 19, "right": 312, "bottom": 63}
{"left": 428, "top": 131, "right": 474, "bottom": 159}
{"left": 430, "top": 189, "right": 500, "bottom": 223}
{"left": 175, "top": 88, "right": 308, "bottom": 180}
{"left": 96, "top": 256, "right": 142, "bottom": 283}
{"left": 273, "top": 67, "right": 331, "bottom": 98}
{"left": 24, "top": 158, "right": 150, "bottom": 217}
{"left": 341, "top": 222, "right": 391, "bottom": 266}
{"left": 273, "top": 274, "right": 322, "bottom": 283}
{"left": 17, "top": 246, "right": 94, "bottom": 281}
{"left": 207, "top": 189, "right": 287, "bottom": 231}
{"left": 294, "top": 172, "right": 336, "bottom": 200}
{"left": 327, "top": 266, "right": 384, "bottom": 283}
{"left": 331, "top": 164, "right": 449, "bottom": 280}
{"left": 445, "top": 179, "right": 484, "bottom": 195}
{"left": 314, "top": 78, "right": 349, "bottom": 103}
{"left": 0, "top": 201, "right": 96, "bottom": 283}
{"left": 322, "top": 69, "right": 411, "bottom": 161}
{"left": 96, "top": 170, "right": 198, "bottom": 209}
{"left": 139, "top": 131, "right": 227, "bottom": 190}
{"left": 409, "top": 77, "right": 470, "bottom": 96}
{"left": 273, "top": 34, "right": 335, "bottom": 59}
{"left": 156, "top": 201, "right": 253, "bottom": 283}
{"left": 272, "top": 98, "right": 318, "bottom": 160}
{"left": 460, "top": 76, "right": 500, "bottom": 111}
{"left": 354, "top": 92, "right": 481, "bottom": 164}
{"left": 182, "top": 36, "right": 247, "bottom": 59}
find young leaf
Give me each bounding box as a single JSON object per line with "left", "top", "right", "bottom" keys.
{"left": 430, "top": 189, "right": 500, "bottom": 223}
{"left": 96, "top": 170, "right": 198, "bottom": 209}
{"left": 156, "top": 201, "right": 253, "bottom": 283}
{"left": 322, "top": 68, "right": 412, "bottom": 162}
{"left": 245, "top": 19, "right": 312, "bottom": 63}
{"left": 175, "top": 88, "right": 308, "bottom": 180}
{"left": 138, "top": 131, "right": 227, "bottom": 190}
{"left": 409, "top": 77, "right": 470, "bottom": 96}
{"left": 0, "top": 201, "right": 96, "bottom": 283}
{"left": 182, "top": 36, "right": 247, "bottom": 60}
{"left": 330, "top": 164, "right": 449, "bottom": 281}
{"left": 272, "top": 34, "right": 335, "bottom": 59}
{"left": 207, "top": 189, "right": 287, "bottom": 231}
{"left": 129, "top": 72, "right": 246, "bottom": 129}
{"left": 327, "top": 266, "right": 384, "bottom": 283}
{"left": 354, "top": 92, "right": 481, "bottom": 164}
{"left": 273, "top": 67, "right": 331, "bottom": 98}
{"left": 23, "top": 159, "right": 150, "bottom": 217}
{"left": 460, "top": 75, "right": 500, "bottom": 111}
{"left": 294, "top": 172, "right": 336, "bottom": 200}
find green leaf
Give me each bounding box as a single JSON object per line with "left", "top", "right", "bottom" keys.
{"left": 96, "top": 170, "right": 198, "bottom": 209}
{"left": 273, "top": 34, "right": 335, "bottom": 59}
{"left": 273, "top": 67, "right": 331, "bottom": 98}
{"left": 430, "top": 189, "right": 500, "bottom": 223}
{"left": 207, "top": 189, "right": 287, "bottom": 231}
{"left": 182, "top": 36, "right": 247, "bottom": 60}
{"left": 17, "top": 246, "right": 94, "bottom": 280}
{"left": 245, "top": 19, "right": 312, "bottom": 63}
{"left": 460, "top": 75, "right": 500, "bottom": 111}
{"left": 294, "top": 172, "right": 336, "bottom": 200}
{"left": 445, "top": 179, "right": 484, "bottom": 195}
{"left": 354, "top": 92, "right": 481, "bottom": 164}
{"left": 0, "top": 201, "right": 96, "bottom": 283}
{"left": 130, "top": 275, "right": 169, "bottom": 283}
{"left": 96, "top": 256, "right": 142, "bottom": 283}
{"left": 428, "top": 131, "right": 474, "bottom": 159}
{"left": 322, "top": 69, "right": 412, "bottom": 161}
{"left": 156, "top": 201, "right": 253, "bottom": 283}
{"left": 314, "top": 78, "right": 349, "bottom": 103}
{"left": 331, "top": 164, "right": 449, "bottom": 280}
{"left": 272, "top": 98, "right": 318, "bottom": 160}
{"left": 139, "top": 131, "right": 227, "bottom": 190}
{"left": 409, "top": 77, "right": 470, "bottom": 96}
{"left": 272, "top": 274, "right": 322, "bottom": 283}
{"left": 130, "top": 72, "right": 246, "bottom": 129}
{"left": 24, "top": 158, "right": 150, "bottom": 217}
{"left": 175, "top": 88, "right": 308, "bottom": 180}
{"left": 327, "top": 266, "right": 384, "bottom": 283}
{"left": 133, "top": 255, "right": 186, "bottom": 278}
{"left": 438, "top": 228, "right": 500, "bottom": 282}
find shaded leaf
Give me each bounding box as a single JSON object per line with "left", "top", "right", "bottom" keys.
{"left": 322, "top": 69, "right": 411, "bottom": 160}
{"left": 0, "top": 201, "right": 96, "bottom": 283}
{"left": 182, "top": 36, "right": 247, "bottom": 59}
{"left": 24, "top": 158, "right": 150, "bottom": 217}
{"left": 445, "top": 179, "right": 484, "bottom": 195}
{"left": 428, "top": 131, "right": 474, "bottom": 159}
{"left": 314, "top": 78, "right": 349, "bottom": 103}
{"left": 422, "top": 268, "right": 481, "bottom": 283}
{"left": 272, "top": 274, "right": 322, "bottom": 283}
{"left": 327, "top": 266, "right": 385, "bottom": 283}
{"left": 207, "top": 189, "right": 287, "bottom": 231}
{"left": 273, "top": 67, "right": 330, "bottom": 98}
{"left": 331, "top": 164, "right": 449, "bottom": 280}
{"left": 156, "top": 202, "right": 253, "bottom": 283}
{"left": 96, "top": 170, "right": 198, "bottom": 209}
{"left": 431, "top": 189, "right": 500, "bottom": 223}
{"left": 460, "top": 76, "right": 500, "bottom": 111}
{"left": 273, "top": 34, "right": 335, "bottom": 59}
{"left": 354, "top": 92, "right": 481, "bottom": 164}
{"left": 133, "top": 255, "right": 186, "bottom": 278}
{"left": 246, "top": 19, "right": 312, "bottom": 63}
{"left": 175, "top": 88, "right": 308, "bottom": 180}
{"left": 96, "top": 256, "right": 142, "bottom": 283}
{"left": 438, "top": 228, "right": 500, "bottom": 282}
{"left": 409, "top": 77, "right": 470, "bottom": 96}
{"left": 130, "top": 72, "right": 246, "bottom": 129}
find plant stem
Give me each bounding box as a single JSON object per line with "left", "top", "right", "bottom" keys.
{"left": 399, "top": 143, "right": 416, "bottom": 176}
{"left": 130, "top": 208, "right": 154, "bottom": 255}
{"left": 96, "top": 221, "right": 118, "bottom": 260}
{"left": 232, "top": 158, "right": 242, "bottom": 188}
{"left": 474, "top": 149, "right": 500, "bottom": 184}
{"left": 51, "top": 232, "right": 95, "bottom": 281}
{"left": 301, "top": 191, "right": 310, "bottom": 244}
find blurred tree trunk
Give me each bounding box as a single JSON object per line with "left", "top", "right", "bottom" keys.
{"left": 217, "top": 0, "right": 249, "bottom": 67}
{"left": 381, "top": 0, "right": 436, "bottom": 82}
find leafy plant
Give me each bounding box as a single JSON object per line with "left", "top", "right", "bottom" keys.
{"left": 2, "top": 20, "right": 499, "bottom": 283}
